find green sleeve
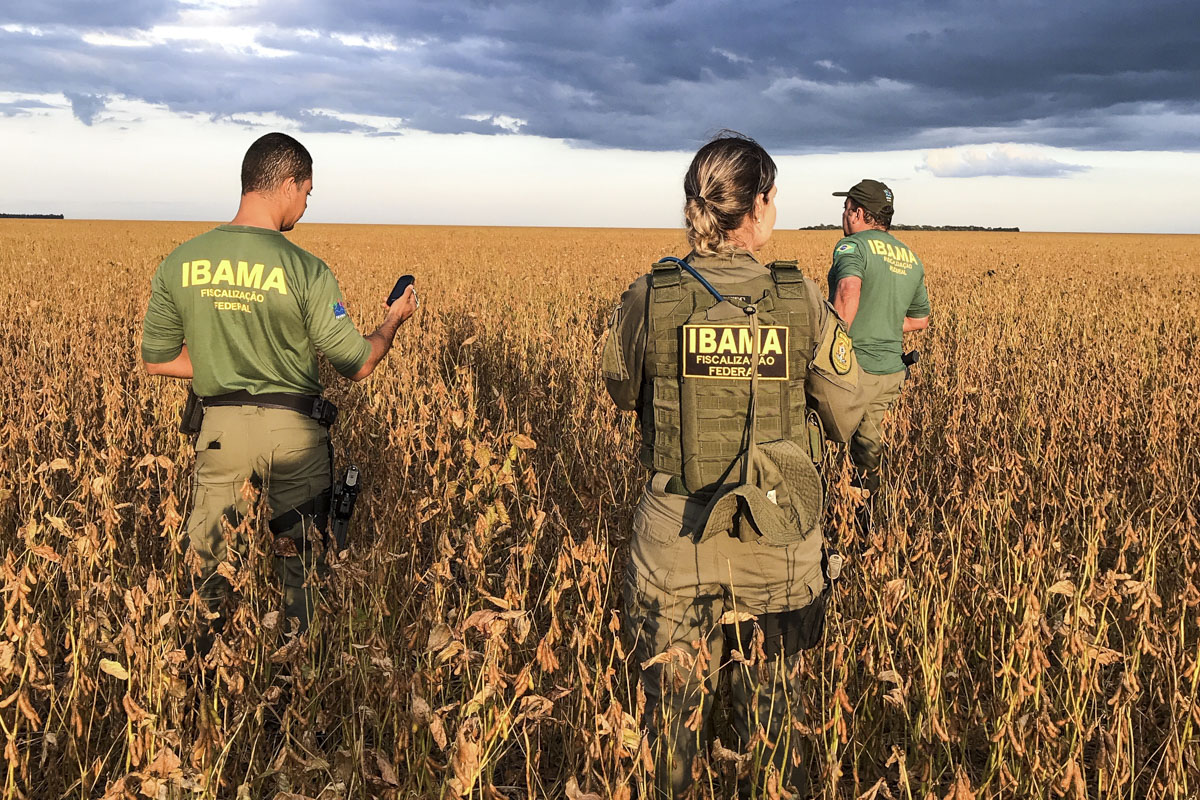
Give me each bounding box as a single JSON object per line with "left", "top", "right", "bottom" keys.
{"left": 141, "top": 263, "right": 184, "bottom": 363}
{"left": 908, "top": 273, "right": 931, "bottom": 318}
{"left": 830, "top": 239, "right": 866, "bottom": 282}
{"left": 603, "top": 275, "right": 649, "bottom": 412}
{"left": 303, "top": 267, "right": 371, "bottom": 378}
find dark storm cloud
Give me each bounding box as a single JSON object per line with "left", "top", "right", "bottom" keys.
{"left": 2, "top": 0, "right": 1198, "bottom": 156}
{"left": 64, "top": 92, "right": 107, "bottom": 125}
{"left": 1, "top": 0, "right": 175, "bottom": 28}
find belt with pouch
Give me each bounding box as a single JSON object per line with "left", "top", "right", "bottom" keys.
{"left": 203, "top": 390, "right": 339, "bottom": 428}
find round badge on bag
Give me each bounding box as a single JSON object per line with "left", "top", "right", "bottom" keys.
{"left": 831, "top": 328, "right": 853, "bottom": 375}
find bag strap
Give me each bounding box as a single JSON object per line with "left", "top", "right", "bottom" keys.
{"left": 742, "top": 304, "right": 761, "bottom": 487}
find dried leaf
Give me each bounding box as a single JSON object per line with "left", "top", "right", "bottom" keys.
{"left": 447, "top": 721, "right": 481, "bottom": 796}
{"left": 518, "top": 695, "right": 554, "bottom": 720}
{"left": 426, "top": 623, "right": 452, "bottom": 653}
{"left": 375, "top": 752, "right": 399, "bottom": 786}
{"left": 29, "top": 545, "right": 61, "bottom": 563}
{"left": 565, "top": 776, "right": 603, "bottom": 800}
{"left": 99, "top": 659, "right": 129, "bottom": 681}
{"left": 877, "top": 669, "right": 903, "bottom": 685}
{"left": 429, "top": 714, "right": 449, "bottom": 750}
{"left": 144, "top": 747, "right": 181, "bottom": 777}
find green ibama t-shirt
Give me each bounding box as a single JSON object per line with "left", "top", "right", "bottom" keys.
{"left": 827, "top": 229, "right": 931, "bottom": 375}
{"left": 141, "top": 225, "right": 371, "bottom": 397}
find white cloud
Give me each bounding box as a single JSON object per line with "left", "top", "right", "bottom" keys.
{"left": 331, "top": 32, "right": 401, "bottom": 51}
{"left": 0, "top": 90, "right": 64, "bottom": 105}
{"left": 81, "top": 31, "right": 154, "bottom": 47}
{"left": 712, "top": 47, "right": 750, "bottom": 64}
{"left": 147, "top": 24, "right": 297, "bottom": 57}
{"left": 308, "top": 108, "right": 407, "bottom": 132}
{"left": 1, "top": 23, "right": 44, "bottom": 35}
{"left": 814, "top": 59, "right": 846, "bottom": 73}
{"left": 765, "top": 75, "right": 912, "bottom": 98}
{"left": 463, "top": 113, "right": 527, "bottom": 133}
{"left": 921, "top": 143, "right": 1089, "bottom": 178}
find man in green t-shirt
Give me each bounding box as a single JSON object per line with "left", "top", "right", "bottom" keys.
{"left": 827, "top": 179, "right": 930, "bottom": 530}
{"left": 141, "top": 133, "right": 417, "bottom": 642}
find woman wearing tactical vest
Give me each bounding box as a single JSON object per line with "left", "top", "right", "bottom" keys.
{"left": 602, "top": 131, "right": 867, "bottom": 798}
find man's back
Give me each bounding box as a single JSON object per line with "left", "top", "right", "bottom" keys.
{"left": 827, "top": 228, "right": 929, "bottom": 375}
{"left": 142, "top": 224, "right": 369, "bottom": 396}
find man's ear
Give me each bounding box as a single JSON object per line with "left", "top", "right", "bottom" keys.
{"left": 279, "top": 176, "right": 297, "bottom": 197}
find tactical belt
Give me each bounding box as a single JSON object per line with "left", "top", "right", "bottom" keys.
{"left": 202, "top": 390, "right": 339, "bottom": 428}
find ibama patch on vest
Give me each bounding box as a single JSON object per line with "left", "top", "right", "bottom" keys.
{"left": 831, "top": 328, "right": 853, "bottom": 375}
{"left": 682, "top": 324, "right": 789, "bottom": 380}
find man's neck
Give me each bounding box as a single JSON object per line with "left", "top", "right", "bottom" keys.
{"left": 848, "top": 222, "right": 886, "bottom": 236}
{"left": 229, "top": 194, "right": 283, "bottom": 231}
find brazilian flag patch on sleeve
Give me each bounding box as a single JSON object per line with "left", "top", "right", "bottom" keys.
{"left": 836, "top": 242, "right": 857, "bottom": 254}
{"left": 831, "top": 328, "right": 853, "bottom": 375}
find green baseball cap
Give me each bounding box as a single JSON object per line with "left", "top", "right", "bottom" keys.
{"left": 833, "top": 179, "right": 894, "bottom": 216}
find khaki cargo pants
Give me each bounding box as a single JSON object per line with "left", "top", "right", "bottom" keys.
{"left": 623, "top": 474, "right": 827, "bottom": 798}
{"left": 186, "top": 405, "right": 332, "bottom": 638}
{"left": 849, "top": 369, "right": 906, "bottom": 494}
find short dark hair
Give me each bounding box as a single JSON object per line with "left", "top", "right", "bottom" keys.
{"left": 849, "top": 198, "right": 892, "bottom": 230}
{"left": 240, "top": 133, "right": 312, "bottom": 195}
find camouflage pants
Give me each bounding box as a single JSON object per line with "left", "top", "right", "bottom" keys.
{"left": 623, "top": 473, "right": 827, "bottom": 798}
{"left": 849, "top": 369, "right": 906, "bottom": 494}
{"left": 186, "top": 405, "right": 331, "bottom": 639}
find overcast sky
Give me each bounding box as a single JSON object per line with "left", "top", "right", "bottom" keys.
{"left": 2, "top": 0, "right": 1199, "bottom": 232}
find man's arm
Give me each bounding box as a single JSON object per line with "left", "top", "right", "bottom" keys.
{"left": 904, "top": 271, "right": 931, "bottom": 333}
{"left": 832, "top": 276, "right": 862, "bottom": 328}
{"left": 144, "top": 345, "right": 193, "bottom": 378}
{"left": 349, "top": 287, "right": 417, "bottom": 381}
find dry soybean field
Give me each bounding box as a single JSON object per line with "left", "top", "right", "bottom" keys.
{"left": 1, "top": 220, "right": 1199, "bottom": 800}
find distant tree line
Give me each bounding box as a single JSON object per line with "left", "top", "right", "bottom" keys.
{"left": 0, "top": 213, "right": 65, "bottom": 219}
{"left": 798, "top": 223, "right": 1019, "bottom": 232}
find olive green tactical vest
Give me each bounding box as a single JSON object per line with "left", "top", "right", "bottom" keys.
{"left": 640, "top": 260, "right": 815, "bottom": 493}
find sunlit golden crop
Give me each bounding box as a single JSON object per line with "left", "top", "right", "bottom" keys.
{"left": 1, "top": 221, "right": 1198, "bottom": 798}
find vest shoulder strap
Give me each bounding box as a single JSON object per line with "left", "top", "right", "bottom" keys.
{"left": 650, "top": 259, "right": 683, "bottom": 302}
{"left": 768, "top": 260, "right": 806, "bottom": 298}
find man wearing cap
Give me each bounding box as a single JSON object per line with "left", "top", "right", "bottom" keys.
{"left": 827, "top": 180, "right": 930, "bottom": 530}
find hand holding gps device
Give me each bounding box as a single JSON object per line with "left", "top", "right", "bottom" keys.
{"left": 388, "top": 275, "right": 418, "bottom": 308}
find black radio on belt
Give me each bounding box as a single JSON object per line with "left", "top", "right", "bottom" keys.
{"left": 310, "top": 397, "right": 339, "bottom": 427}
{"left": 330, "top": 464, "right": 360, "bottom": 550}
